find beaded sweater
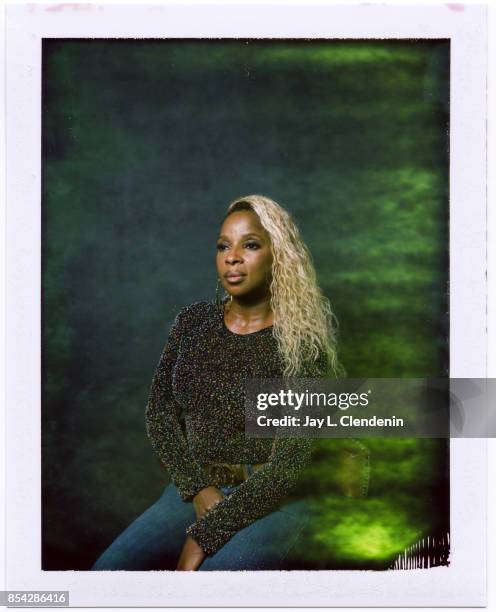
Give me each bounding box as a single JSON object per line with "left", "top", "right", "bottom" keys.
{"left": 145, "top": 300, "right": 316, "bottom": 556}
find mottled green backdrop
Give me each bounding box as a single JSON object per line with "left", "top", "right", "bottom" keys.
{"left": 42, "top": 40, "right": 449, "bottom": 570}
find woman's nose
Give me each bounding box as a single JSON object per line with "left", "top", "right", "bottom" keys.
{"left": 226, "top": 247, "right": 243, "bottom": 264}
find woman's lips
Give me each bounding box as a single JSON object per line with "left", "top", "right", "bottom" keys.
{"left": 225, "top": 272, "right": 246, "bottom": 284}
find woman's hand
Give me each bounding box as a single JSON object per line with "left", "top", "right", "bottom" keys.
{"left": 192, "top": 486, "right": 224, "bottom": 519}
{"left": 176, "top": 536, "right": 206, "bottom": 571}
{"left": 175, "top": 488, "right": 223, "bottom": 570}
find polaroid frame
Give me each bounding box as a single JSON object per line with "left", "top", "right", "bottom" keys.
{"left": 4, "top": 3, "right": 487, "bottom": 607}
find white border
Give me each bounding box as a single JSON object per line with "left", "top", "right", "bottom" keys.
{"left": 4, "top": 3, "right": 487, "bottom": 608}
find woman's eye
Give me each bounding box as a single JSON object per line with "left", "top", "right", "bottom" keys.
{"left": 216, "top": 243, "right": 229, "bottom": 251}
{"left": 245, "top": 242, "right": 260, "bottom": 250}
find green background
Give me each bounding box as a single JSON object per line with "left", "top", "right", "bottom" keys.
{"left": 42, "top": 40, "right": 449, "bottom": 570}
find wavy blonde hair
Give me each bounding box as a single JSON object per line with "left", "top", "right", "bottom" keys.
{"left": 225, "top": 194, "right": 341, "bottom": 377}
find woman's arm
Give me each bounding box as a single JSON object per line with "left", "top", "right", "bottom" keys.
{"left": 184, "top": 353, "right": 325, "bottom": 556}
{"left": 145, "top": 307, "right": 213, "bottom": 501}
{"left": 185, "top": 436, "right": 314, "bottom": 555}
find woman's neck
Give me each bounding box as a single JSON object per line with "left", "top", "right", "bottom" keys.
{"left": 224, "top": 296, "right": 273, "bottom": 333}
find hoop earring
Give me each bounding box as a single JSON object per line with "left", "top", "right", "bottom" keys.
{"left": 215, "top": 278, "right": 222, "bottom": 306}
{"left": 215, "top": 278, "right": 233, "bottom": 306}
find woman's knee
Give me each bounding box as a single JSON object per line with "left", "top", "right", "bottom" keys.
{"left": 91, "top": 483, "right": 194, "bottom": 571}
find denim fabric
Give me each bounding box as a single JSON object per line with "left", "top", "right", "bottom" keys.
{"left": 91, "top": 481, "right": 310, "bottom": 571}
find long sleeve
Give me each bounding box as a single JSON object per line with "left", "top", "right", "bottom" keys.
{"left": 145, "top": 309, "right": 212, "bottom": 501}
{"left": 185, "top": 435, "right": 314, "bottom": 555}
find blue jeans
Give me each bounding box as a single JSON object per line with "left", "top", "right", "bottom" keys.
{"left": 91, "top": 482, "right": 310, "bottom": 571}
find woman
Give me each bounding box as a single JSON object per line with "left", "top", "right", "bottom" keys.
{"left": 91, "top": 194, "right": 339, "bottom": 571}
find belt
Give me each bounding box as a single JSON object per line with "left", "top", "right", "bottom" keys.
{"left": 203, "top": 463, "right": 266, "bottom": 487}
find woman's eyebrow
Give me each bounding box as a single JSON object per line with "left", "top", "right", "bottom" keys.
{"left": 241, "top": 233, "right": 262, "bottom": 239}
{"left": 217, "top": 233, "right": 263, "bottom": 240}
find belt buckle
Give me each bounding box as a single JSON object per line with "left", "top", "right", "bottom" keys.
{"left": 208, "top": 463, "right": 240, "bottom": 487}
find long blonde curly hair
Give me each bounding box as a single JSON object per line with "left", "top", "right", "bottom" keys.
{"left": 225, "top": 194, "right": 341, "bottom": 377}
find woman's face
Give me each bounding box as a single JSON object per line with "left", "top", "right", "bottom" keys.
{"left": 216, "top": 210, "right": 273, "bottom": 300}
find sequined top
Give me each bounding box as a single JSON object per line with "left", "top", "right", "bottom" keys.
{"left": 145, "top": 300, "right": 316, "bottom": 556}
